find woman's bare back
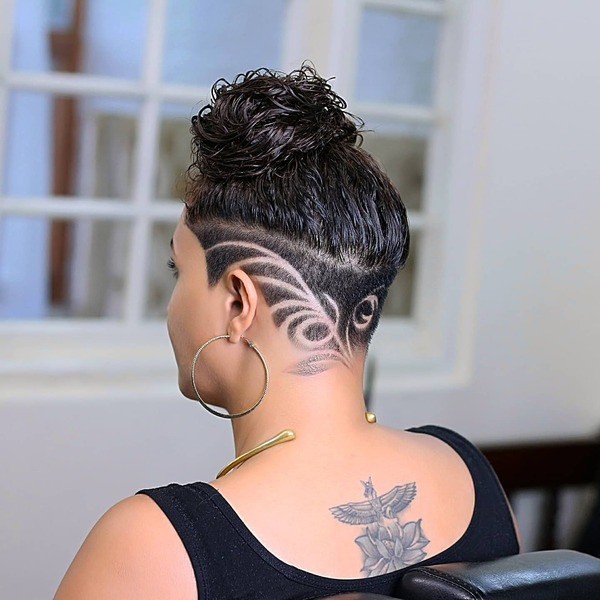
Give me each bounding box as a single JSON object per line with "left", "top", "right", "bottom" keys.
{"left": 209, "top": 425, "right": 476, "bottom": 579}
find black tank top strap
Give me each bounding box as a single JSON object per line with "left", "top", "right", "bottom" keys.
{"left": 136, "top": 482, "right": 321, "bottom": 600}
{"left": 405, "top": 424, "right": 519, "bottom": 560}
{"left": 135, "top": 483, "right": 212, "bottom": 598}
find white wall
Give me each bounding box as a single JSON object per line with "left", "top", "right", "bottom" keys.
{"left": 1, "top": 1, "right": 599, "bottom": 598}
{"left": 0, "top": 397, "right": 231, "bottom": 599}
{"left": 379, "top": 0, "right": 600, "bottom": 441}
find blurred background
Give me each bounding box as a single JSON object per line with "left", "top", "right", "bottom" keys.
{"left": 0, "top": 0, "right": 599, "bottom": 597}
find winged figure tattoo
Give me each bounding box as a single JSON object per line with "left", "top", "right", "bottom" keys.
{"left": 329, "top": 477, "right": 430, "bottom": 576}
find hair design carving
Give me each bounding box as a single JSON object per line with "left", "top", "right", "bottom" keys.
{"left": 201, "top": 233, "right": 388, "bottom": 375}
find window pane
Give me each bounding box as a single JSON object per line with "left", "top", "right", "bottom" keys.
{"left": 381, "top": 231, "right": 419, "bottom": 318}
{"left": 2, "top": 92, "right": 140, "bottom": 199}
{"left": 11, "top": 0, "right": 149, "bottom": 79}
{"left": 360, "top": 124, "right": 431, "bottom": 212}
{"left": 146, "top": 222, "right": 178, "bottom": 319}
{"left": 90, "top": 99, "right": 140, "bottom": 199}
{"left": 163, "top": 0, "right": 288, "bottom": 86}
{"left": 0, "top": 216, "right": 131, "bottom": 319}
{"left": 155, "top": 103, "right": 199, "bottom": 200}
{"left": 356, "top": 8, "right": 442, "bottom": 106}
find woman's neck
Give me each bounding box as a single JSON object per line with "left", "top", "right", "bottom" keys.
{"left": 229, "top": 365, "right": 372, "bottom": 458}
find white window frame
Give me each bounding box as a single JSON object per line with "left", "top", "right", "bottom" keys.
{"left": 0, "top": 0, "right": 497, "bottom": 402}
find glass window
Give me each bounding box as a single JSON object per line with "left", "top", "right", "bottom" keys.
{"left": 1, "top": 0, "right": 454, "bottom": 389}
{"left": 162, "top": 0, "right": 288, "bottom": 86}
{"left": 155, "top": 103, "right": 200, "bottom": 200}
{"left": 356, "top": 8, "right": 442, "bottom": 106}
{"left": 360, "top": 121, "right": 431, "bottom": 212}
{"left": 146, "top": 221, "right": 178, "bottom": 319}
{"left": 2, "top": 92, "right": 141, "bottom": 199}
{"left": 11, "top": 0, "right": 149, "bottom": 79}
{"left": 382, "top": 230, "right": 420, "bottom": 318}
{"left": 91, "top": 104, "right": 140, "bottom": 199}
{"left": 0, "top": 216, "right": 131, "bottom": 319}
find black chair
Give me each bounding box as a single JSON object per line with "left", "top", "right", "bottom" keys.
{"left": 326, "top": 549, "right": 600, "bottom": 599}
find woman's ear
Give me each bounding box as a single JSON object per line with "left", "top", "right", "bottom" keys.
{"left": 225, "top": 268, "right": 258, "bottom": 343}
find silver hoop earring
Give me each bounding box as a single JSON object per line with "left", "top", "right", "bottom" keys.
{"left": 191, "top": 334, "right": 270, "bottom": 419}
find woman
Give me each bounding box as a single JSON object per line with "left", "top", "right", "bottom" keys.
{"left": 55, "top": 65, "right": 521, "bottom": 599}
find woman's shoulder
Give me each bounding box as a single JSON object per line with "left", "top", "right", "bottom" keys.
{"left": 400, "top": 423, "right": 497, "bottom": 475}
{"left": 377, "top": 423, "right": 484, "bottom": 469}
{"left": 401, "top": 423, "right": 522, "bottom": 552}
{"left": 54, "top": 494, "right": 196, "bottom": 599}
{"left": 403, "top": 423, "right": 479, "bottom": 445}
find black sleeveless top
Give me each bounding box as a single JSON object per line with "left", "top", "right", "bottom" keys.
{"left": 136, "top": 424, "right": 519, "bottom": 600}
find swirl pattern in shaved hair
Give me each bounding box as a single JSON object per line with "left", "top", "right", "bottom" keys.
{"left": 191, "top": 222, "right": 394, "bottom": 376}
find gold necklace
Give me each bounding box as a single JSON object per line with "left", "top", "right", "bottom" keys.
{"left": 215, "top": 411, "right": 376, "bottom": 479}
{"left": 216, "top": 429, "right": 296, "bottom": 479}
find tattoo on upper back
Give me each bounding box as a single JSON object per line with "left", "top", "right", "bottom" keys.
{"left": 329, "top": 477, "right": 430, "bottom": 576}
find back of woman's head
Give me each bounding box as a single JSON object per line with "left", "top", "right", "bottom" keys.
{"left": 185, "top": 63, "right": 410, "bottom": 376}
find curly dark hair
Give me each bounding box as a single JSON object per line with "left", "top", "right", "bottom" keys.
{"left": 188, "top": 65, "right": 363, "bottom": 179}
{"left": 184, "top": 63, "right": 410, "bottom": 376}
